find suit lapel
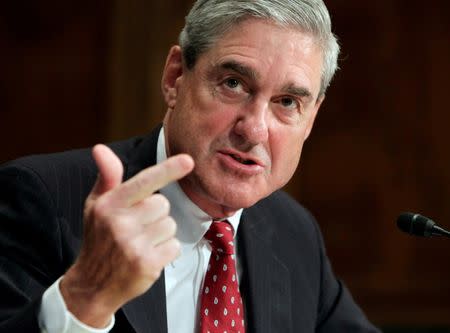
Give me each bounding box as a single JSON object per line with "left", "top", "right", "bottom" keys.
{"left": 121, "top": 273, "right": 168, "bottom": 333}
{"left": 121, "top": 125, "right": 168, "bottom": 333}
{"left": 120, "top": 125, "right": 292, "bottom": 332}
{"left": 124, "top": 125, "right": 162, "bottom": 182}
{"left": 239, "top": 206, "right": 292, "bottom": 333}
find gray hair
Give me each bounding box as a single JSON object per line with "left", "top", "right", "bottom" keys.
{"left": 179, "top": 0, "right": 340, "bottom": 97}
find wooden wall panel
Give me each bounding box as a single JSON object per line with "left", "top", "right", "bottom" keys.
{"left": 106, "top": 0, "right": 192, "bottom": 140}
{"left": 294, "top": 0, "right": 450, "bottom": 325}
{"left": 0, "top": 1, "right": 110, "bottom": 162}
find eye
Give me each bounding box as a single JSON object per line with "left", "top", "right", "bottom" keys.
{"left": 225, "top": 78, "right": 240, "bottom": 89}
{"left": 280, "top": 97, "right": 297, "bottom": 108}
{"left": 215, "top": 76, "right": 249, "bottom": 102}
{"left": 280, "top": 96, "right": 297, "bottom": 109}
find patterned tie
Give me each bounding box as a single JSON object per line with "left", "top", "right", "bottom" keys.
{"left": 199, "top": 220, "right": 245, "bottom": 333}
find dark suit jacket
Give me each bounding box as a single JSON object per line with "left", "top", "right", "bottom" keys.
{"left": 0, "top": 126, "right": 381, "bottom": 333}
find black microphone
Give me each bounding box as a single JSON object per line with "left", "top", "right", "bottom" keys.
{"left": 397, "top": 212, "right": 450, "bottom": 238}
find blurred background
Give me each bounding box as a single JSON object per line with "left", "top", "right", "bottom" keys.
{"left": 1, "top": 0, "right": 449, "bottom": 331}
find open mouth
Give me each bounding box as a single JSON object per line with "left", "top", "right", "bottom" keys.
{"left": 229, "top": 154, "right": 256, "bottom": 165}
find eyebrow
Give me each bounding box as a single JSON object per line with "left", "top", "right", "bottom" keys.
{"left": 213, "top": 60, "right": 315, "bottom": 103}
{"left": 216, "top": 60, "right": 259, "bottom": 81}
{"left": 283, "top": 84, "right": 314, "bottom": 103}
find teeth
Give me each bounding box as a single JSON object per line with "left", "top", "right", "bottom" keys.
{"left": 231, "top": 154, "right": 253, "bottom": 165}
{"left": 232, "top": 154, "right": 243, "bottom": 163}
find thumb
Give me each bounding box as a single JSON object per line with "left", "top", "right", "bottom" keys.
{"left": 91, "top": 144, "right": 124, "bottom": 197}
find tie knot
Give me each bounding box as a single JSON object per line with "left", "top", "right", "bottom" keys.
{"left": 204, "top": 220, "right": 235, "bottom": 255}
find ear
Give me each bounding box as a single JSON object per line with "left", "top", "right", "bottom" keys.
{"left": 303, "top": 95, "right": 324, "bottom": 140}
{"left": 161, "top": 45, "right": 184, "bottom": 109}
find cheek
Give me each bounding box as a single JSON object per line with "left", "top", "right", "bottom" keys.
{"left": 270, "top": 128, "right": 305, "bottom": 181}
{"left": 191, "top": 100, "right": 238, "bottom": 137}
{"left": 172, "top": 90, "right": 239, "bottom": 155}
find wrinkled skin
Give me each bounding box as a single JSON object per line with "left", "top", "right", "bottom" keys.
{"left": 162, "top": 19, "right": 324, "bottom": 218}
{"left": 60, "top": 18, "right": 325, "bottom": 329}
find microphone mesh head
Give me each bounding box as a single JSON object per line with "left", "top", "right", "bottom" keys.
{"left": 397, "top": 212, "right": 434, "bottom": 237}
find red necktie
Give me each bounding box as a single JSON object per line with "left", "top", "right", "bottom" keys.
{"left": 199, "top": 220, "right": 246, "bottom": 333}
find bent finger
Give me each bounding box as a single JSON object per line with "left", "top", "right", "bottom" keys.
{"left": 128, "top": 194, "right": 171, "bottom": 226}
{"left": 152, "top": 238, "right": 181, "bottom": 266}
{"left": 142, "top": 216, "right": 177, "bottom": 246}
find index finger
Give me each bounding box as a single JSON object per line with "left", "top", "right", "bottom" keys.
{"left": 111, "top": 154, "right": 194, "bottom": 207}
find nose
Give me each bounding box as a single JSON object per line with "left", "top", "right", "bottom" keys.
{"left": 233, "top": 100, "right": 269, "bottom": 145}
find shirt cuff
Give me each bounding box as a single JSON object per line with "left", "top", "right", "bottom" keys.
{"left": 38, "top": 276, "right": 115, "bottom": 333}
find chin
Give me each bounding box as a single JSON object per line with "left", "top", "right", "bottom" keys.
{"left": 209, "top": 196, "right": 260, "bottom": 219}
{"left": 186, "top": 170, "right": 273, "bottom": 213}
{"left": 213, "top": 185, "right": 268, "bottom": 210}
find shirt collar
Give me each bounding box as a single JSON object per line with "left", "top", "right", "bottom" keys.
{"left": 157, "top": 127, "right": 242, "bottom": 251}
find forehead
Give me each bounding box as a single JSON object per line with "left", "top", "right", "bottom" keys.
{"left": 195, "top": 18, "right": 323, "bottom": 98}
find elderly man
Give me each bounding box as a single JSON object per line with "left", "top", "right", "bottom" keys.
{"left": 0, "top": 0, "right": 381, "bottom": 332}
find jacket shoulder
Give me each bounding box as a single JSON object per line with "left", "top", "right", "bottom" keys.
{"left": 0, "top": 136, "right": 144, "bottom": 220}
{"left": 1, "top": 136, "right": 144, "bottom": 177}
{"left": 252, "top": 190, "right": 320, "bottom": 237}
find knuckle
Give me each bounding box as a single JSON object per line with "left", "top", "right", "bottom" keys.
{"left": 125, "top": 243, "right": 144, "bottom": 268}
{"left": 143, "top": 252, "right": 163, "bottom": 278}
{"left": 163, "top": 216, "right": 177, "bottom": 236}
{"left": 151, "top": 194, "right": 170, "bottom": 213}
{"left": 171, "top": 238, "right": 181, "bottom": 255}
{"left": 132, "top": 172, "right": 146, "bottom": 189}
{"left": 126, "top": 175, "right": 145, "bottom": 198}
{"left": 91, "top": 197, "right": 109, "bottom": 219}
{"left": 109, "top": 217, "right": 129, "bottom": 239}
{"left": 161, "top": 239, "right": 180, "bottom": 264}
{"left": 148, "top": 267, "right": 162, "bottom": 281}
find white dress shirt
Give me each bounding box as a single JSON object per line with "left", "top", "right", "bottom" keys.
{"left": 38, "top": 127, "right": 242, "bottom": 333}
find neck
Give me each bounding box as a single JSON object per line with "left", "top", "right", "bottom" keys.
{"left": 178, "top": 179, "right": 238, "bottom": 219}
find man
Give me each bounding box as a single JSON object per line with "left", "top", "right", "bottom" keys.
{"left": 0, "top": 0, "right": 381, "bottom": 332}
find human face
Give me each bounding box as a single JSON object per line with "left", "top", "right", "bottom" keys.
{"left": 162, "top": 19, "right": 324, "bottom": 218}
